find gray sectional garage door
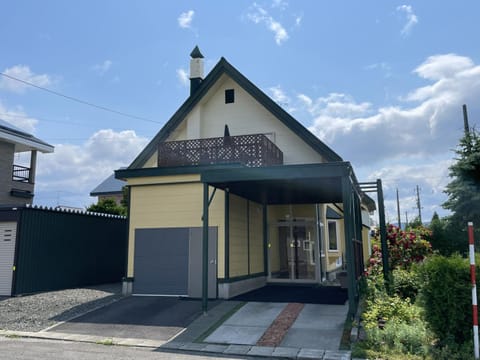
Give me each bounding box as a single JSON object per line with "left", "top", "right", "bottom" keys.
{"left": 133, "top": 227, "right": 217, "bottom": 297}
{"left": 133, "top": 228, "right": 189, "bottom": 295}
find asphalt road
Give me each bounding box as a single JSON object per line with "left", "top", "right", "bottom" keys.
{"left": 0, "top": 337, "right": 249, "bottom": 360}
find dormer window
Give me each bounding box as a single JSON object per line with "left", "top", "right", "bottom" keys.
{"left": 225, "top": 89, "right": 235, "bottom": 104}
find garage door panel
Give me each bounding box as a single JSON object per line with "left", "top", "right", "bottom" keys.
{"left": 133, "top": 228, "right": 189, "bottom": 295}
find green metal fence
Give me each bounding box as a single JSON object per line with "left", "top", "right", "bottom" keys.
{"left": 2, "top": 205, "right": 126, "bottom": 295}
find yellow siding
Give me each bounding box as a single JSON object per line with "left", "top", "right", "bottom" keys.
{"left": 127, "top": 182, "right": 225, "bottom": 278}
{"left": 127, "top": 174, "right": 200, "bottom": 186}
{"left": 143, "top": 152, "right": 158, "bottom": 168}
{"left": 249, "top": 201, "right": 264, "bottom": 274}
{"left": 267, "top": 206, "right": 282, "bottom": 273}
{"left": 229, "top": 194, "right": 248, "bottom": 277}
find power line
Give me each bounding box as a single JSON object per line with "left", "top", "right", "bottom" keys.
{"left": 0, "top": 72, "right": 161, "bottom": 124}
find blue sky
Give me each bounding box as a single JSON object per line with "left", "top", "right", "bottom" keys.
{"left": 1, "top": 1, "right": 479, "bottom": 224}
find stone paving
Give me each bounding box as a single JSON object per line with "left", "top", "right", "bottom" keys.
{"left": 0, "top": 299, "right": 354, "bottom": 359}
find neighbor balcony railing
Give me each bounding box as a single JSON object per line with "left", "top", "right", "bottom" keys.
{"left": 158, "top": 133, "right": 283, "bottom": 168}
{"left": 12, "top": 164, "right": 31, "bottom": 182}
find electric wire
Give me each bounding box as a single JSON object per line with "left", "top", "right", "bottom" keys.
{"left": 0, "top": 72, "right": 161, "bottom": 124}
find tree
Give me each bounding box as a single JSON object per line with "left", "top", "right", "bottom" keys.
{"left": 443, "top": 129, "right": 480, "bottom": 228}
{"left": 87, "top": 198, "right": 126, "bottom": 216}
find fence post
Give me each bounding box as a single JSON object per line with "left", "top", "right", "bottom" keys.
{"left": 468, "top": 222, "right": 479, "bottom": 360}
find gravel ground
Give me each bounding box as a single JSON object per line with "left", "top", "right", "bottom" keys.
{"left": 0, "top": 283, "right": 122, "bottom": 332}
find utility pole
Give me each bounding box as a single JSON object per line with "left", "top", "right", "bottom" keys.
{"left": 463, "top": 104, "right": 470, "bottom": 135}
{"left": 405, "top": 211, "right": 409, "bottom": 229}
{"left": 396, "top": 188, "right": 402, "bottom": 229}
{"left": 416, "top": 185, "right": 422, "bottom": 224}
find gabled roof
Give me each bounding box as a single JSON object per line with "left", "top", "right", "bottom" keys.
{"left": 0, "top": 118, "right": 54, "bottom": 153}
{"left": 90, "top": 172, "right": 125, "bottom": 196}
{"left": 129, "top": 57, "right": 342, "bottom": 169}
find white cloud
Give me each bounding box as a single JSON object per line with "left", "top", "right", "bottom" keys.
{"left": 35, "top": 129, "right": 148, "bottom": 207}
{"left": 0, "top": 65, "right": 51, "bottom": 94}
{"left": 92, "top": 60, "right": 112, "bottom": 76}
{"left": 396, "top": 5, "right": 418, "bottom": 37}
{"left": 247, "top": 3, "right": 289, "bottom": 45}
{"left": 0, "top": 101, "right": 38, "bottom": 133}
{"left": 178, "top": 10, "right": 195, "bottom": 29}
{"left": 287, "top": 53, "right": 480, "bottom": 221}
{"left": 176, "top": 68, "right": 189, "bottom": 87}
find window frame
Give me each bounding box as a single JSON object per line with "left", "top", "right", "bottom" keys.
{"left": 327, "top": 219, "right": 339, "bottom": 251}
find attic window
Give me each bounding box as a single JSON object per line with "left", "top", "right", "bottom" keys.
{"left": 225, "top": 89, "right": 235, "bottom": 104}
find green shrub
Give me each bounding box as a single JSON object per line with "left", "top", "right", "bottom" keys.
{"left": 393, "top": 267, "right": 421, "bottom": 302}
{"left": 362, "top": 294, "right": 422, "bottom": 330}
{"left": 418, "top": 254, "right": 474, "bottom": 345}
{"left": 429, "top": 340, "right": 475, "bottom": 360}
{"left": 364, "top": 320, "right": 431, "bottom": 357}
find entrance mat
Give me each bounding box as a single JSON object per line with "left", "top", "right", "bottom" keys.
{"left": 231, "top": 285, "right": 348, "bottom": 305}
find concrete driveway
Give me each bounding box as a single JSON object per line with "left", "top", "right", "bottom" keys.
{"left": 50, "top": 296, "right": 220, "bottom": 342}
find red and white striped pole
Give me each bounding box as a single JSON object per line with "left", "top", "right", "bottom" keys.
{"left": 469, "top": 222, "right": 479, "bottom": 360}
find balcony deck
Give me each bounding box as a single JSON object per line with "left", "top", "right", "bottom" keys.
{"left": 158, "top": 133, "right": 283, "bottom": 168}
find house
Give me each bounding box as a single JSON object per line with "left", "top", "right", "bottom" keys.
{"left": 116, "top": 47, "right": 380, "bottom": 316}
{"left": 0, "top": 119, "right": 54, "bottom": 205}
{"left": 90, "top": 172, "right": 126, "bottom": 205}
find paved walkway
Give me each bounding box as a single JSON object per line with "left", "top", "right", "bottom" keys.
{"left": 0, "top": 300, "right": 353, "bottom": 360}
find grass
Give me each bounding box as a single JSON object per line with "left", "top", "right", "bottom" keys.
{"left": 95, "top": 338, "right": 114, "bottom": 346}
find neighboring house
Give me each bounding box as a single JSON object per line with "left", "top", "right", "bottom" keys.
{"left": 0, "top": 119, "right": 54, "bottom": 205}
{"left": 116, "top": 47, "right": 379, "bottom": 316}
{"left": 90, "top": 172, "right": 126, "bottom": 205}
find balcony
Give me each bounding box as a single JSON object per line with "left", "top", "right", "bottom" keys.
{"left": 12, "top": 164, "right": 31, "bottom": 183}
{"left": 158, "top": 133, "right": 283, "bottom": 168}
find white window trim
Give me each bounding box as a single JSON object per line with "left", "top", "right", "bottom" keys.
{"left": 327, "top": 220, "right": 339, "bottom": 252}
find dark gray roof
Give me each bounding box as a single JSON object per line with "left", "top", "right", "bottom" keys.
{"left": 0, "top": 118, "right": 54, "bottom": 153}
{"left": 90, "top": 172, "right": 125, "bottom": 196}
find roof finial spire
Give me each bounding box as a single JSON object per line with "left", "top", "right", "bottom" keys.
{"left": 190, "top": 45, "right": 204, "bottom": 59}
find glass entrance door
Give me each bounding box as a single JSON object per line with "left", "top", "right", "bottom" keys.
{"left": 271, "top": 220, "right": 317, "bottom": 281}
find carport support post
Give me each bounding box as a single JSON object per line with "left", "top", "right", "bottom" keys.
{"left": 202, "top": 183, "right": 209, "bottom": 314}
{"left": 342, "top": 176, "right": 356, "bottom": 319}
{"left": 377, "top": 179, "right": 389, "bottom": 290}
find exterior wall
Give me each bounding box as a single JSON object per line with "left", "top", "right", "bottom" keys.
{"left": 0, "top": 142, "right": 33, "bottom": 205}
{"left": 160, "top": 75, "right": 325, "bottom": 166}
{"left": 248, "top": 201, "right": 264, "bottom": 274}
{"left": 324, "top": 206, "right": 345, "bottom": 273}
{"left": 127, "top": 177, "right": 225, "bottom": 279}
{"left": 229, "top": 194, "right": 248, "bottom": 277}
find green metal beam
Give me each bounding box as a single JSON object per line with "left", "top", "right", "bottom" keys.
{"left": 377, "top": 179, "right": 389, "bottom": 290}
{"left": 342, "top": 175, "right": 357, "bottom": 319}
{"left": 263, "top": 204, "right": 268, "bottom": 275}
{"left": 224, "top": 190, "right": 230, "bottom": 280}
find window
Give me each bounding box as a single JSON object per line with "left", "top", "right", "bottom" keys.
{"left": 225, "top": 89, "right": 235, "bottom": 104}
{"left": 328, "top": 220, "right": 339, "bottom": 251}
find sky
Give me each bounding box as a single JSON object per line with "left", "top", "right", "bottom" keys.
{"left": 1, "top": 1, "right": 479, "bottom": 225}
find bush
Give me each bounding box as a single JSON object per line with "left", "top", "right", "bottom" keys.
{"left": 392, "top": 267, "right": 421, "bottom": 302}
{"left": 418, "top": 254, "right": 475, "bottom": 345}
{"left": 364, "top": 320, "right": 431, "bottom": 357}
{"left": 362, "top": 294, "right": 422, "bottom": 330}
